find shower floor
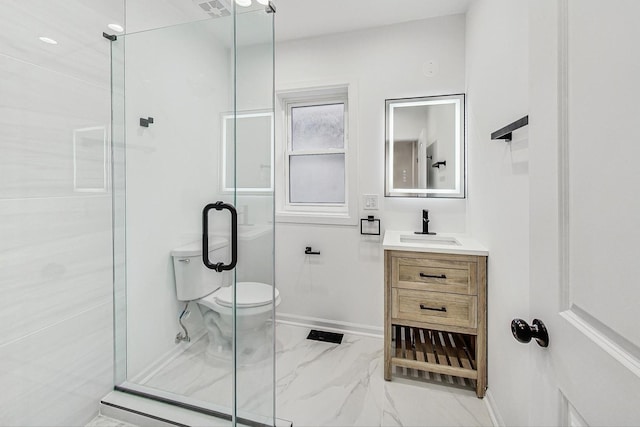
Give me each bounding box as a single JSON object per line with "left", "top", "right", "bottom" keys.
{"left": 133, "top": 323, "right": 492, "bottom": 426}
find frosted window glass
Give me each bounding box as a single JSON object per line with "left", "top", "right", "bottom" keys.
{"left": 290, "top": 154, "right": 345, "bottom": 203}
{"left": 291, "top": 104, "right": 344, "bottom": 150}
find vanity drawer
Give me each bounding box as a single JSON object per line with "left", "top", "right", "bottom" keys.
{"left": 393, "top": 256, "right": 477, "bottom": 295}
{"left": 392, "top": 288, "right": 477, "bottom": 329}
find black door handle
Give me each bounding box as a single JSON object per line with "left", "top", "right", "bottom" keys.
{"left": 202, "top": 201, "right": 237, "bottom": 272}
{"left": 511, "top": 318, "right": 549, "bottom": 347}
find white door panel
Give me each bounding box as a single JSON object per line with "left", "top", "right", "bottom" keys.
{"left": 529, "top": 0, "right": 640, "bottom": 425}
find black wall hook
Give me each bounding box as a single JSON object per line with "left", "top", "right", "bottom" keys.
{"left": 305, "top": 246, "right": 320, "bottom": 255}
{"left": 432, "top": 160, "right": 447, "bottom": 169}
{"left": 140, "top": 117, "right": 154, "bottom": 127}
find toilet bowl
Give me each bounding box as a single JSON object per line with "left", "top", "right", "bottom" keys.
{"left": 171, "top": 239, "right": 281, "bottom": 363}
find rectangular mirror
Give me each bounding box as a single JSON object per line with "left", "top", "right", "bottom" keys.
{"left": 222, "top": 110, "right": 274, "bottom": 193}
{"left": 385, "top": 93, "right": 465, "bottom": 198}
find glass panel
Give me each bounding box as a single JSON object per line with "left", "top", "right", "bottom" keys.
{"left": 224, "top": 112, "right": 273, "bottom": 191}
{"left": 112, "top": 5, "right": 275, "bottom": 426}
{"left": 112, "top": 12, "right": 239, "bottom": 419}
{"left": 291, "top": 103, "right": 345, "bottom": 151}
{"left": 289, "top": 154, "right": 346, "bottom": 203}
{"left": 235, "top": 7, "right": 275, "bottom": 426}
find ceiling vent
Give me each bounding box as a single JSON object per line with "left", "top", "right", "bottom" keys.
{"left": 192, "top": 0, "right": 232, "bottom": 18}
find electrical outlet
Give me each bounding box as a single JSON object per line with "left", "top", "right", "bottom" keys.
{"left": 363, "top": 194, "right": 379, "bottom": 210}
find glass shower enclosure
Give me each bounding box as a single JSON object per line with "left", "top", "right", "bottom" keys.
{"left": 110, "top": 3, "right": 275, "bottom": 425}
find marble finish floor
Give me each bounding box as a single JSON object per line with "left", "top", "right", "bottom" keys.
{"left": 131, "top": 323, "right": 492, "bottom": 427}
{"left": 86, "top": 415, "right": 137, "bottom": 427}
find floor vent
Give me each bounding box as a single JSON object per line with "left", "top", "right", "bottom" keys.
{"left": 307, "top": 329, "right": 344, "bottom": 344}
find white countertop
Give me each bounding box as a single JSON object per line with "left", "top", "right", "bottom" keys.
{"left": 382, "top": 230, "right": 489, "bottom": 256}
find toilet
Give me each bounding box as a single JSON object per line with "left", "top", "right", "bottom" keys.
{"left": 171, "top": 237, "right": 280, "bottom": 363}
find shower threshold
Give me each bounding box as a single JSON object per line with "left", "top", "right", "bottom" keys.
{"left": 102, "top": 383, "right": 291, "bottom": 427}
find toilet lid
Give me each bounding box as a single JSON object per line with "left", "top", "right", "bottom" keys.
{"left": 214, "top": 282, "right": 279, "bottom": 308}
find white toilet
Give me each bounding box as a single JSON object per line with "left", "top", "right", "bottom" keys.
{"left": 171, "top": 237, "right": 280, "bottom": 363}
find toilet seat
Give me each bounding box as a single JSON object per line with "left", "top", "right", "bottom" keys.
{"left": 213, "top": 282, "right": 279, "bottom": 308}
{"left": 198, "top": 282, "right": 280, "bottom": 313}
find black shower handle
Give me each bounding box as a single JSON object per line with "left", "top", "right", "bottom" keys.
{"left": 202, "top": 201, "right": 237, "bottom": 272}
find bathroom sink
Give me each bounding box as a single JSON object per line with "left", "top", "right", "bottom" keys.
{"left": 382, "top": 230, "right": 488, "bottom": 256}
{"left": 399, "top": 234, "right": 461, "bottom": 246}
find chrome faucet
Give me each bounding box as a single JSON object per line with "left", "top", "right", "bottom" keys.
{"left": 415, "top": 209, "right": 436, "bottom": 235}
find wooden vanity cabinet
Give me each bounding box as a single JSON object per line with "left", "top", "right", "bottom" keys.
{"left": 384, "top": 250, "right": 488, "bottom": 398}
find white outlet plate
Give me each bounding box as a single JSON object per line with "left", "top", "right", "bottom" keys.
{"left": 363, "top": 194, "right": 379, "bottom": 210}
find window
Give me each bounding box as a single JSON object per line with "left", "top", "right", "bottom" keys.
{"left": 288, "top": 102, "right": 346, "bottom": 204}
{"left": 276, "top": 84, "right": 358, "bottom": 225}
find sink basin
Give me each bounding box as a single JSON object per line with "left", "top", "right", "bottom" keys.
{"left": 399, "top": 234, "right": 461, "bottom": 246}
{"left": 383, "top": 230, "right": 488, "bottom": 256}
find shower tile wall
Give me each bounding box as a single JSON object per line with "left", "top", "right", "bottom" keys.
{"left": 0, "top": 1, "right": 124, "bottom": 425}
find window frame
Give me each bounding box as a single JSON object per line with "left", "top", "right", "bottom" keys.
{"left": 275, "top": 83, "right": 358, "bottom": 225}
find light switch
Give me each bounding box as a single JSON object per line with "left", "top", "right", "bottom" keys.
{"left": 363, "top": 194, "right": 379, "bottom": 210}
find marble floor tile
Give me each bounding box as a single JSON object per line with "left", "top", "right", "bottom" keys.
{"left": 136, "top": 323, "right": 492, "bottom": 427}
{"left": 85, "top": 415, "right": 137, "bottom": 427}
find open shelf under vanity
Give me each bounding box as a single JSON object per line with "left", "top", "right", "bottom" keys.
{"left": 391, "top": 325, "right": 477, "bottom": 388}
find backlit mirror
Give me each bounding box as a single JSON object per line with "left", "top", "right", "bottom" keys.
{"left": 222, "top": 111, "right": 274, "bottom": 193}
{"left": 385, "top": 94, "right": 465, "bottom": 198}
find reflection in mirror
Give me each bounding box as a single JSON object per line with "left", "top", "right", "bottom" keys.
{"left": 222, "top": 111, "right": 274, "bottom": 193}
{"left": 385, "top": 94, "right": 465, "bottom": 198}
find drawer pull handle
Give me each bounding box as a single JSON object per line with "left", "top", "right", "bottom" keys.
{"left": 420, "top": 304, "right": 447, "bottom": 312}
{"left": 419, "top": 273, "right": 447, "bottom": 279}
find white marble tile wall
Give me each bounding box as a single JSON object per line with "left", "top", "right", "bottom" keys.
{"left": 0, "top": 303, "right": 113, "bottom": 426}
{"left": 0, "top": 1, "right": 123, "bottom": 425}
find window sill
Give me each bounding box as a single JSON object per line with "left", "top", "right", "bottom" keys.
{"left": 275, "top": 211, "right": 358, "bottom": 226}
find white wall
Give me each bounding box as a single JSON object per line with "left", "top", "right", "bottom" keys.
{"left": 465, "top": 0, "right": 530, "bottom": 425}
{"left": 0, "top": 1, "right": 123, "bottom": 425}
{"left": 123, "top": 12, "right": 276, "bottom": 376}
{"left": 275, "top": 15, "right": 467, "bottom": 329}
{"left": 123, "top": 20, "right": 234, "bottom": 377}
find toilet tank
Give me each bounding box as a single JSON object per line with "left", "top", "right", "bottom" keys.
{"left": 171, "top": 237, "right": 229, "bottom": 301}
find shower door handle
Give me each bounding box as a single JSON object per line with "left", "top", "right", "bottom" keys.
{"left": 202, "top": 201, "right": 237, "bottom": 272}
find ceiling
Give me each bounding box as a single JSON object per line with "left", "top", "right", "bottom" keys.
{"left": 273, "top": 0, "right": 474, "bottom": 41}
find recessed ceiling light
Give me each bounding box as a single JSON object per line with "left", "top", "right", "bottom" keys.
{"left": 235, "top": 0, "right": 252, "bottom": 7}
{"left": 256, "top": 0, "right": 269, "bottom": 5}
{"left": 108, "top": 23, "right": 124, "bottom": 33}
{"left": 39, "top": 37, "right": 58, "bottom": 45}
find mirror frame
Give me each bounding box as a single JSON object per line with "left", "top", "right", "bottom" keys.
{"left": 221, "top": 110, "right": 274, "bottom": 194}
{"left": 385, "top": 93, "right": 465, "bottom": 198}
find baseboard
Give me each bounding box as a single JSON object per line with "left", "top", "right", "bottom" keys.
{"left": 276, "top": 312, "right": 383, "bottom": 339}
{"left": 484, "top": 389, "right": 505, "bottom": 427}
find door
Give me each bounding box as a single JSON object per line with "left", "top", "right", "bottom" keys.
{"left": 110, "top": 4, "right": 276, "bottom": 425}
{"left": 529, "top": 1, "right": 640, "bottom": 425}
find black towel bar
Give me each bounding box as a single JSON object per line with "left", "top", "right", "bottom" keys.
{"left": 491, "top": 116, "right": 528, "bottom": 142}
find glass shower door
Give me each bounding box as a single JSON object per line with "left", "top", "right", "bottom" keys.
{"left": 110, "top": 3, "right": 275, "bottom": 425}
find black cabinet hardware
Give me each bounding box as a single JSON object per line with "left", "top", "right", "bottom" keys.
{"left": 419, "top": 273, "right": 447, "bottom": 279}
{"left": 420, "top": 304, "right": 447, "bottom": 312}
